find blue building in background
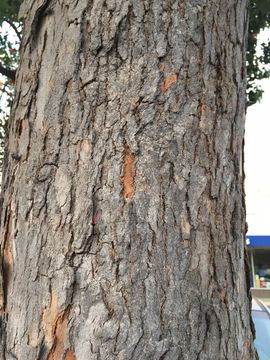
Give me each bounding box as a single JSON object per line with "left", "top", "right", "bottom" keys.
{"left": 246, "top": 236, "right": 270, "bottom": 288}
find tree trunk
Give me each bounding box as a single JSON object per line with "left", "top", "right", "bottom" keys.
{"left": 0, "top": 0, "right": 256, "bottom": 359}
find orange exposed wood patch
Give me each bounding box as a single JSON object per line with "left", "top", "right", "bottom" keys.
{"left": 48, "top": 309, "right": 70, "bottom": 360}
{"left": 66, "top": 350, "right": 77, "bottom": 360}
{"left": 161, "top": 73, "right": 178, "bottom": 92}
{"left": 42, "top": 292, "right": 71, "bottom": 360}
{"left": 121, "top": 144, "right": 136, "bottom": 200}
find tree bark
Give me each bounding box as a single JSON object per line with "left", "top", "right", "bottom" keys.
{"left": 0, "top": 0, "right": 256, "bottom": 359}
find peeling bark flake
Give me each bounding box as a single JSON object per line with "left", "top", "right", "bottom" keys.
{"left": 48, "top": 309, "right": 70, "bottom": 360}
{"left": 121, "top": 145, "right": 136, "bottom": 200}
{"left": 42, "top": 292, "right": 71, "bottom": 359}
{"left": 160, "top": 73, "right": 178, "bottom": 92}
{"left": 65, "top": 350, "right": 77, "bottom": 360}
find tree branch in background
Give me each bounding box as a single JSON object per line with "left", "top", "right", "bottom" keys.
{"left": 0, "top": 62, "right": 16, "bottom": 82}
{"left": 3, "top": 18, "right": 22, "bottom": 41}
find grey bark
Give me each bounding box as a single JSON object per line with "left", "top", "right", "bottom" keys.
{"left": 0, "top": 0, "right": 257, "bottom": 359}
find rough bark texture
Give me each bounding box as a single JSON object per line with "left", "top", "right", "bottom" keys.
{"left": 0, "top": 0, "right": 256, "bottom": 359}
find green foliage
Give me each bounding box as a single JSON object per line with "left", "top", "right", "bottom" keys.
{"left": 247, "top": 0, "right": 270, "bottom": 105}
{"left": 0, "top": 1, "right": 22, "bottom": 90}
{"left": 0, "top": 0, "right": 22, "bottom": 68}
{"left": 0, "top": 1, "right": 22, "bottom": 170}
{"left": 0, "top": 0, "right": 22, "bottom": 23}
{"left": 0, "top": 31, "right": 19, "bottom": 68}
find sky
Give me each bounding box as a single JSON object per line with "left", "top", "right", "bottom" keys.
{"left": 245, "top": 79, "right": 270, "bottom": 235}
{"left": 245, "top": 28, "right": 270, "bottom": 235}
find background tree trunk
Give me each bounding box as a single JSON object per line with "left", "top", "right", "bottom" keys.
{"left": 0, "top": 0, "right": 256, "bottom": 359}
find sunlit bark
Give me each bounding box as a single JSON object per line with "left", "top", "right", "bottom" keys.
{"left": 0, "top": 1, "right": 256, "bottom": 359}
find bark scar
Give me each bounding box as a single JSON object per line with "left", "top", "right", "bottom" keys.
{"left": 48, "top": 309, "right": 70, "bottom": 360}
{"left": 42, "top": 292, "right": 71, "bottom": 359}
{"left": 121, "top": 144, "right": 136, "bottom": 200}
